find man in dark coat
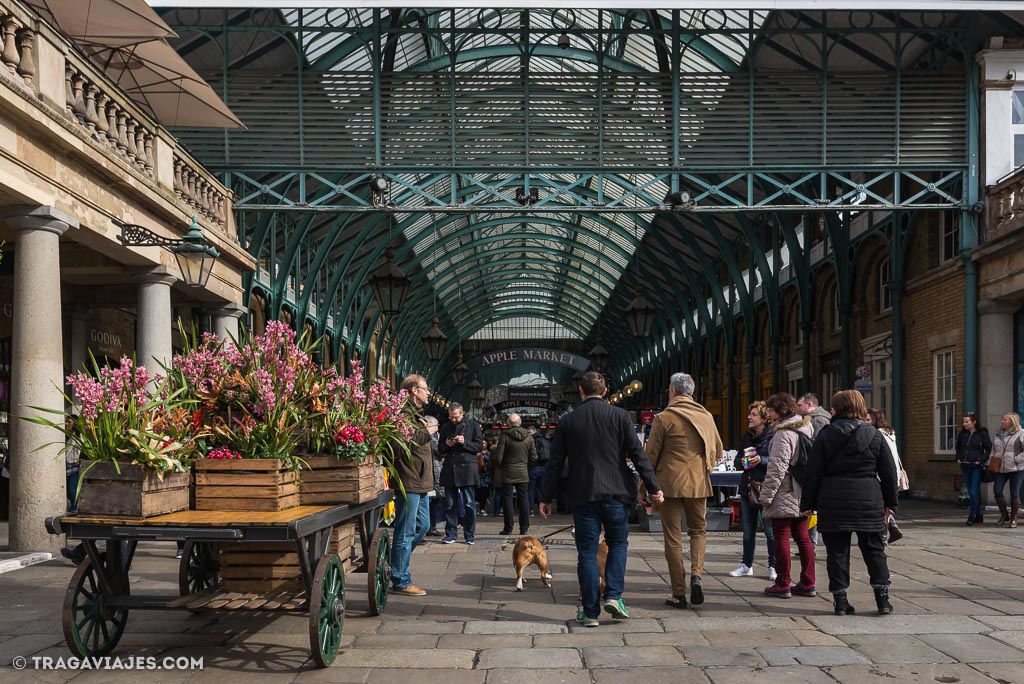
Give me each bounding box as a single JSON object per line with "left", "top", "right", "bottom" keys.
{"left": 493, "top": 413, "right": 536, "bottom": 536}
{"left": 438, "top": 402, "right": 483, "bottom": 544}
{"left": 540, "top": 372, "right": 663, "bottom": 626}
{"left": 390, "top": 374, "right": 437, "bottom": 596}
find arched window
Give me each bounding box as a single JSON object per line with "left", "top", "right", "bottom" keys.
{"left": 879, "top": 256, "right": 892, "bottom": 313}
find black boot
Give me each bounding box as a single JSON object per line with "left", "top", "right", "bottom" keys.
{"left": 873, "top": 584, "right": 893, "bottom": 615}
{"left": 832, "top": 590, "right": 855, "bottom": 616}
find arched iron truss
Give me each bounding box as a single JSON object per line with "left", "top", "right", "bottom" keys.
{"left": 159, "top": 6, "right": 1009, "bottom": 419}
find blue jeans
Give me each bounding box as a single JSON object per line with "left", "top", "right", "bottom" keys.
{"left": 573, "top": 499, "right": 629, "bottom": 619}
{"left": 740, "top": 496, "right": 775, "bottom": 569}
{"left": 961, "top": 464, "right": 983, "bottom": 519}
{"left": 444, "top": 486, "right": 477, "bottom": 541}
{"left": 390, "top": 492, "right": 431, "bottom": 589}
{"left": 528, "top": 466, "right": 547, "bottom": 509}
{"left": 993, "top": 470, "right": 1024, "bottom": 503}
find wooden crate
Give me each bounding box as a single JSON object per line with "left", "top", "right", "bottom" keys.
{"left": 220, "top": 524, "right": 358, "bottom": 591}
{"left": 300, "top": 456, "right": 386, "bottom": 505}
{"left": 194, "top": 459, "right": 300, "bottom": 512}
{"left": 77, "top": 461, "right": 189, "bottom": 518}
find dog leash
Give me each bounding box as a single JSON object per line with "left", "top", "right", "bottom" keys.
{"left": 535, "top": 524, "right": 574, "bottom": 542}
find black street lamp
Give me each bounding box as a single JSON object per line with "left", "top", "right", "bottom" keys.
{"left": 422, "top": 316, "right": 448, "bottom": 361}
{"left": 368, "top": 248, "right": 410, "bottom": 315}
{"left": 626, "top": 285, "right": 657, "bottom": 338}
{"left": 452, "top": 353, "right": 470, "bottom": 385}
{"left": 468, "top": 375, "right": 485, "bottom": 403}
{"left": 115, "top": 216, "right": 220, "bottom": 288}
{"left": 588, "top": 340, "right": 610, "bottom": 372}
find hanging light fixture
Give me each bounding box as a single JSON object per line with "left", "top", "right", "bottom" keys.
{"left": 468, "top": 374, "right": 485, "bottom": 403}
{"left": 368, "top": 192, "right": 410, "bottom": 315}
{"left": 626, "top": 208, "right": 657, "bottom": 338}
{"left": 422, "top": 214, "right": 447, "bottom": 360}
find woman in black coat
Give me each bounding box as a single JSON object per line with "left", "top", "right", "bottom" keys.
{"left": 801, "top": 390, "right": 899, "bottom": 616}
{"left": 955, "top": 412, "right": 992, "bottom": 526}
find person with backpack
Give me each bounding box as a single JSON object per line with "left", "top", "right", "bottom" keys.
{"left": 759, "top": 392, "right": 815, "bottom": 599}
{"left": 528, "top": 427, "right": 551, "bottom": 515}
{"left": 800, "top": 390, "right": 899, "bottom": 616}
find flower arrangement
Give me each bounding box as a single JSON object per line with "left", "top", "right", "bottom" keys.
{"left": 207, "top": 447, "right": 242, "bottom": 460}
{"left": 334, "top": 425, "right": 369, "bottom": 461}
{"left": 23, "top": 354, "right": 200, "bottom": 496}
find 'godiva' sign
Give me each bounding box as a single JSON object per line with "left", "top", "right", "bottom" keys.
{"left": 467, "top": 348, "right": 590, "bottom": 372}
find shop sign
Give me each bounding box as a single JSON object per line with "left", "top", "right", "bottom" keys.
{"left": 468, "top": 347, "right": 590, "bottom": 372}
{"left": 87, "top": 309, "right": 135, "bottom": 359}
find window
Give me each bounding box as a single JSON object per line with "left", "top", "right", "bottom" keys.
{"left": 1013, "top": 90, "right": 1024, "bottom": 168}
{"left": 879, "top": 257, "right": 892, "bottom": 313}
{"left": 821, "top": 368, "right": 840, "bottom": 403}
{"left": 873, "top": 357, "right": 892, "bottom": 418}
{"left": 831, "top": 286, "right": 841, "bottom": 333}
{"left": 786, "top": 361, "right": 803, "bottom": 397}
{"left": 934, "top": 349, "right": 957, "bottom": 453}
{"left": 940, "top": 212, "right": 959, "bottom": 263}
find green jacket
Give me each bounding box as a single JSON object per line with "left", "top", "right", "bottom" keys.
{"left": 493, "top": 427, "right": 536, "bottom": 484}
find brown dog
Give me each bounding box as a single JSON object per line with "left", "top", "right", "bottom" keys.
{"left": 512, "top": 536, "right": 552, "bottom": 591}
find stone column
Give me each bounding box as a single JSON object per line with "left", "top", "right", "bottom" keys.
{"left": 136, "top": 269, "right": 175, "bottom": 379}
{"left": 3, "top": 206, "right": 76, "bottom": 553}
{"left": 978, "top": 299, "right": 1019, "bottom": 430}
{"left": 210, "top": 303, "right": 246, "bottom": 341}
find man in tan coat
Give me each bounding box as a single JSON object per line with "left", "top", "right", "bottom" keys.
{"left": 646, "top": 372, "right": 724, "bottom": 609}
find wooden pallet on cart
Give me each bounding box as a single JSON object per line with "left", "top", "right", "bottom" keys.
{"left": 220, "top": 523, "right": 358, "bottom": 591}
{"left": 168, "top": 589, "right": 309, "bottom": 611}
{"left": 194, "top": 459, "right": 300, "bottom": 512}
{"left": 300, "top": 457, "right": 386, "bottom": 505}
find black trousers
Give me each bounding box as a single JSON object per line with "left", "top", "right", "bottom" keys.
{"left": 821, "top": 530, "right": 890, "bottom": 593}
{"left": 502, "top": 481, "right": 530, "bottom": 533}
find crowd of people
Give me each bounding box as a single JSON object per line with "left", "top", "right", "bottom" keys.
{"left": 391, "top": 370, "right": 1019, "bottom": 625}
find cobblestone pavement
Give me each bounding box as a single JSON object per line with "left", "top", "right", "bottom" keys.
{"left": 2, "top": 501, "right": 1024, "bottom": 683}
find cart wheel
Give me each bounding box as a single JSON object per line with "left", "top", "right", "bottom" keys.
{"left": 367, "top": 527, "right": 391, "bottom": 616}
{"left": 309, "top": 553, "right": 345, "bottom": 668}
{"left": 62, "top": 553, "right": 129, "bottom": 658}
{"left": 178, "top": 542, "right": 220, "bottom": 597}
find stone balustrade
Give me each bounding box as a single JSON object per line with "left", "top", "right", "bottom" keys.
{"left": 1, "top": 0, "right": 35, "bottom": 89}
{"left": 986, "top": 169, "right": 1024, "bottom": 240}
{"left": 1, "top": 0, "right": 234, "bottom": 235}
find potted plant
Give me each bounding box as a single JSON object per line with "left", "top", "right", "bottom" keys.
{"left": 24, "top": 355, "right": 197, "bottom": 518}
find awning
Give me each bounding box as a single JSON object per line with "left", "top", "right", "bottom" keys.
{"left": 88, "top": 39, "right": 246, "bottom": 129}
{"left": 25, "top": 0, "right": 177, "bottom": 47}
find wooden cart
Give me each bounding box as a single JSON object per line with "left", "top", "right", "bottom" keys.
{"left": 45, "top": 490, "right": 394, "bottom": 667}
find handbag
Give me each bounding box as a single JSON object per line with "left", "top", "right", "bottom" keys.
{"left": 747, "top": 478, "right": 763, "bottom": 506}
{"left": 886, "top": 514, "right": 903, "bottom": 544}
{"left": 988, "top": 456, "right": 1002, "bottom": 475}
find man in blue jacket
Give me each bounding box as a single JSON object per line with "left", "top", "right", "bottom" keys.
{"left": 540, "top": 372, "right": 663, "bottom": 626}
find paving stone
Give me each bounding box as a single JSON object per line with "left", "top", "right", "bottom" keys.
{"left": 624, "top": 632, "right": 709, "bottom": 646}
{"left": 464, "top": 620, "right": 566, "bottom": 634}
{"left": 903, "top": 597, "right": 1004, "bottom": 615}
{"left": 663, "top": 616, "right": 811, "bottom": 632}
{"left": 476, "top": 648, "right": 583, "bottom": 669}
{"left": 987, "top": 630, "right": 1024, "bottom": 650}
{"left": 916, "top": 633, "right": 1024, "bottom": 662}
{"left": 591, "top": 667, "right": 710, "bottom": 683}
{"left": 755, "top": 645, "right": 871, "bottom": 666}
{"left": 679, "top": 646, "right": 767, "bottom": 667}
{"left": 825, "top": 663, "right": 1001, "bottom": 683}
{"left": 972, "top": 615, "right": 1024, "bottom": 631}
{"left": 330, "top": 648, "right": 475, "bottom": 669}
{"left": 377, "top": 620, "right": 464, "bottom": 635}
{"left": 533, "top": 632, "right": 624, "bottom": 647}
{"left": 582, "top": 645, "right": 687, "bottom": 668}
{"left": 566, "top": 618, "right": 662, "bottom": 633}
{"left": 367, "top": 669, "right": 485, "bottom": 684}
{"left": 703, "top": 629, "right": 800, "bottom": 646}
{"left": 839, "top": 633, "right": 957, "bottom": 664}
{"left": 292, "top": 668, "right": 371, "bottom": 684}
{"left": 438, "top": 634, "right": 533, "bottom": 649}
{"left": 806, "top": 615, "right": 990, "bottom": 635}
{"left": 789, "top": 630, "right": 846, "bottom": 646}
{"left": 353, "top": 635, "right": 440, "bottom": 649}
{"left": 0, "top": 634, "right": 65, "bottom": 665}
{"left": 970, "top": 662, "right": 1024, "bottom": 683}
{"left": 704, "top": 666, "right": 837, "bottom": 684}
{"left": 485, "top": 668, "right": 593, "bottom": 684}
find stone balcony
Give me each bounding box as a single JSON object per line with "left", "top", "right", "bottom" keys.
{"left": 0, "top": 0, "right": 253, "bottom": 304}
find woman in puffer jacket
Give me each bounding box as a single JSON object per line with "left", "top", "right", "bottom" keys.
{"left": 759, "top": 392, "right": 815, "bottom": 599}
{"left": 801, "top": 390, "right": 899, "bottom": 616}
{"left": 991, "top": 413, "right": 1024, "bottom": 528}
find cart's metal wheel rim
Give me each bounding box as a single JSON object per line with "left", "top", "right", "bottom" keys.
{"left": 63, "top": 555, "right": 128, "bottom": 658}
{"left": 309, "top": 554, "right": 345, "bottom": 667}
{"left": 368, "top": 528, "right": 391, "bottom": 615}
{"left": 179, "top": 542, "right": 220, "bottom": 597}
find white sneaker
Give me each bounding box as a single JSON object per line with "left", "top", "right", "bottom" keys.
{"left": 768, "top": 567, "right": 778, "bottom": 581}
{"left": 728, "top": 563, "right": 754, "bottom": 577}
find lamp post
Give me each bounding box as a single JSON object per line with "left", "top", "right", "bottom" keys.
{"left": 115, "top": 216, "right": 220, "bottom": 288}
